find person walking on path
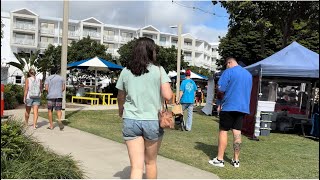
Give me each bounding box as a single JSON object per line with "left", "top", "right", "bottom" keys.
{"left": 209, "top": 57, "right": 252, "bottom": 168}
{"left": 195, "top": 86, "right": 203, "bottom": 107}
{"left": 177, "top": 70, "right": 197, "bottom": 131}
{"left": 23, "top": 68, "right": 42, "bottom": 129}
{"left": 116, "top": 37, "right": 173, "bottom": 179}
{"left": 45, "top": 67, "right": 65, "bottom": 130}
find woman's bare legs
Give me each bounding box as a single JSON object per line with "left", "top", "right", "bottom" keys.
{"left": 126, "top": 136, "right": 145, "bottom": 179}
{"left": 32, "top": 105, "right": 39, "bottom": 128}
{"left": 25, "top": 106, "right": 31, "bottom": 126}
{"left": 145, "top": 138, "right": 162, "bottom": 179}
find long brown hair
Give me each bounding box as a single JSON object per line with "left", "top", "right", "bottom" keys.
{"left": 127, "top": 37, "right": 158, "bottom": 76}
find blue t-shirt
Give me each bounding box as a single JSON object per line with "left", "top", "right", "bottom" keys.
{"left": 218, "top": 65, "right": 252, "bottom": 114}
{"left": 180, "top": 79, "right": 197, "bottom": 104}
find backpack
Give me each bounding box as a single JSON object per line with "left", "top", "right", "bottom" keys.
{"left": 29, "top": 78, "right": 41, "bottom": 98}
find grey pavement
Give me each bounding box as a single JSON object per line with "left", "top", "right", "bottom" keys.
{"left": 4, "top": 104, "right": 219, "bottom": 179}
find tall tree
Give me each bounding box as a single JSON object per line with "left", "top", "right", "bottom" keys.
{"left": 117, "top": 38, "right": 188, "bottom": 72}
{"left": 67, "top": 36, "right": 113, "bottom": 63}
{"left": 213, "top": 1, "right": 319, "bottom": 69}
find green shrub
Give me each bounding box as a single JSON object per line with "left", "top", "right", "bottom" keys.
{"left": 1, "top": 120, "right": 28, "bottom": 160}
{"left": 1, "top": 118, "right": 85, "bottom": 178}
{"left": 4, "top": 84, "right": 22, "bottom": 110}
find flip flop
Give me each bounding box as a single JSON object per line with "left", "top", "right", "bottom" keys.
{"left": 47, "top": 127, "right": 53, "bottom": 130}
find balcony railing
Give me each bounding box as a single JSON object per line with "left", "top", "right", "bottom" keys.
{"left": 104, "top": 35, "right": 116, "bottom": 41}
{"left": 120, "top": 37, "right": 133, "bottom": 43}
{"left": 13, "top": 38, "right": 35, "bottom": 46}
{"left": 41, "top": 28, "right": 55, "bottom": 35}
{"left": 13, "top": 22, "right": 36, "bottom": 31}
{"left": 83, "top": 31, "right": 100, "bottom": 38}
{"left": 39, "top": 42, "right": 51, "bottom": 48}
{"left": 184, "top": 57, "right": 192, "bottom": 61}
{"left": 68, "top": 31, "right": 79, "bottom": 37}
{"left": 159, "top": 41, "right": 170, "bottom": 47}
{"left": 184, "top": 45, "right": 193, "bottom": 50}
{"left": 106, "top": 48, "right": 115, "bottom": 54}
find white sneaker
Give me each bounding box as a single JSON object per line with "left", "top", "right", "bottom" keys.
{"left": 231, "top": 159, "right": 240, "bottom": 168}
{"left": 208, "top": 157, "right": 225, "bottom": 167}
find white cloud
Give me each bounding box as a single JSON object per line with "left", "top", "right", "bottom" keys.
{"left": 1, "top": 1, "right": 228, "bottom": 42}
{"left": 186, "top": 24, "right": 227, "bottom": 43}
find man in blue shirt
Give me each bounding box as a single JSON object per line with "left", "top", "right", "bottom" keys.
{"left": 177, "top": 70, "right": 197, "bottom": 131}
{"left": 209, "top": 57, "right": 252, "bottom": 168}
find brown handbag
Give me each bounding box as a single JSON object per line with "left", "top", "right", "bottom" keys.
{"left": 158, "top": 67, "right": 174, "bottom": 129}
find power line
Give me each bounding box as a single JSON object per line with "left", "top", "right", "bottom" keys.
{"left": 172, "top": 0, "right": 228, "bottom": 18}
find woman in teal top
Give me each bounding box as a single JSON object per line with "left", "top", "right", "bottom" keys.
{"left": 116, "top": 37, "right": 173, "bottom": 179}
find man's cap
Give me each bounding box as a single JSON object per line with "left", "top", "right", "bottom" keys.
{"left": 185, "top": 69, "right": 191, "bottom": 76}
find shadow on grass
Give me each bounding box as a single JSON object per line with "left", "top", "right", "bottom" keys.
{"left": 194, "top": 142, "right": 232, "bottom": 164}
{"left": 113, "top": 166, "right": 146, "bottom": 179}
{"left": 60, "top": 108, "right": 86, "bottom": 126}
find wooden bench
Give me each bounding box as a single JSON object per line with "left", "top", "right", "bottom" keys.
{"left": 111, "top": 98, "right": 117, "bottom": 105}
{"left": 72, "top": 96, "right": 99, "bottom": 105}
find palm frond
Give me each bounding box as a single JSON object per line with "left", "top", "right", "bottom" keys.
{"left": 13, "top": 52, "right": 26, "bottom": 68}
{"left": 7, "top": 62, "right": 24, "bottom": 72}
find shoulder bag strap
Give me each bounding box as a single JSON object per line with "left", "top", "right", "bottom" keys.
{"left": 159, "top": 66, "right": 168, "bottom": 111}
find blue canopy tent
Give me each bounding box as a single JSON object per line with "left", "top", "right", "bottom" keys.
{"left": 245, "top": 41, "right": 319, "bottom": 78}
{"left": 67, "top": 56, "right": 123, "bottom": 92}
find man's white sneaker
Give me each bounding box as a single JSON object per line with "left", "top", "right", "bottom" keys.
{"left": 208, "top": 157, "right": 225, "bottom": 167}
{"left": 231, "top": 159, "right": 240, "bottom": 168}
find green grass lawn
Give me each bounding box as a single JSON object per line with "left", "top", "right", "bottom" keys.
{"left": 39, "top": 109, "right": 319, "bottom": 179}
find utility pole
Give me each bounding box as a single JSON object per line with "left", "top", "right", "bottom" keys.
{"left": 61, "top": 0, "right": 69, "bottom": 120}
{"left": 176, "top": 23, "right": 182, "bottom": 103}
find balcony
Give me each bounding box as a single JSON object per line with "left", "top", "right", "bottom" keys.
{"left": 184, "top": 45, "right": 193, "bottom": 50}
{"left": 41, "top": 28, "right": 55, "bottom": 35}
{"left": 104, "top": 35, "right": 116, "bottom": 41}
{"left": 13, "top": 38, "right": 35, "bottom": 46}
{"left": 106, "top": 48, "right": 115, "bottom": 54}
{"left": 13, "top": 22, "right": 36, "bottom": 31}
{"left": 83, "top": 31, "right": 100, "bottom": 38}
{"left": 68, "top": 31, "right": 79, "bottom": 37}
{"left": 159, "top": 41, "right": 170, "bottom": 47}
{"left": 39, "top": 42, "right": 51, "bottom": 48}
{"left": 120, "top": 37, "right": 133, "bottom": 43}
{"left": 171, "top": 42, "right": 177, "bottom": 47}
{"left": 184, "top": 57, "right": 192, "bottom": 61}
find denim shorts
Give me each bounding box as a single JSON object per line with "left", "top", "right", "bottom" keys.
{"left": 26, "top": 98, "right": 40, "bottom": 107}
{"left": 122, "top": 118, "right": 164, "bottom": 141}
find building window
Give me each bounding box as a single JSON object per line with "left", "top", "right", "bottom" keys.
{"left": 41, "top": 22, "right": 55, "bottom": 29}
{"left": 184, "top": 42, "right": 192, "bottom": 46}
{"left": 16, "top": 18, "right": 33, "bottom": 24}
{"left": 160, "top": 37, "right": 166, "bottom": 42}
{"left": 83, "top": 26, "right": 97, "bottom": 32}
{"left": 105, "top": 30, "right": 115, "bottom": 36}
{"left": 68, "top": 25, "right": 76, "bottom": 31}
{"left": 122, "top": 32, "right": 133, "bottom": 38}
{"left": 106, "top": 43, "right": 115, "bottom": 49}
{"left": 40, "top": 36, "right": 54, "bottom": 43}
{"left": 15, "top": 76, "right": 22, "bottom": 84}
{"left": 143, "top": 34, "right": 153, "bottom": 39}
{"left": 15, "top": 33, "right": 34, "bottom": 40}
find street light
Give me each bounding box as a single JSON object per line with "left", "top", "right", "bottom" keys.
{"left": 170, "top": 24, "right": 182, "bottom": 103}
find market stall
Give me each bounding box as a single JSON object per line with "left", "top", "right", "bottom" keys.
{"left": 243, "top": 41, "right": 319, "bottom": 138}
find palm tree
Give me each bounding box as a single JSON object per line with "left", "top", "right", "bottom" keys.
{"left": 7, "top": 50, "right": 40, "bottom": 77}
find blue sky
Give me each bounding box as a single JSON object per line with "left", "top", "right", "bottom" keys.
{"left": 1, "top": 1, "right": 230, "bottom": 43}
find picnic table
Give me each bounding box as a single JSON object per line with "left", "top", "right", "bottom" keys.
{"left": 86, "top": 92, "right": 113, "bottom": 105}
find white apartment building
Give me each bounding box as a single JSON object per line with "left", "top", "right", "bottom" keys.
{"left": 1, "top": 8, "right": 220, "bottom": 85}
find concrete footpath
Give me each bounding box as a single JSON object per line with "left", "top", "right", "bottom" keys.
{"left": 4, "top": 104, "right": 219, "bottom": 179}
